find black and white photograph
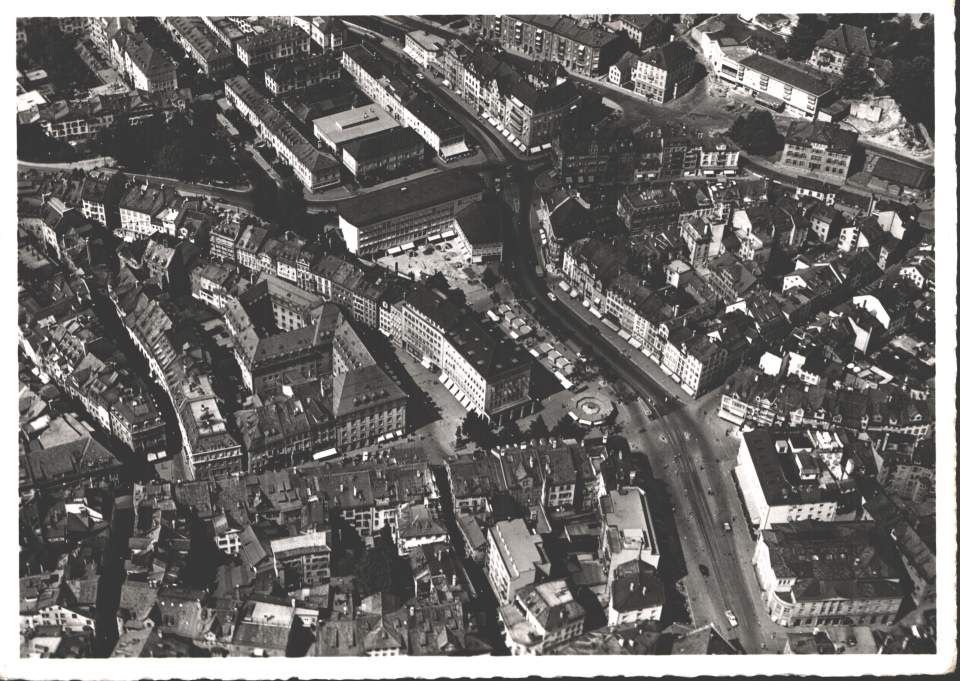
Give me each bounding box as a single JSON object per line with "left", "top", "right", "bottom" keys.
{"left": 6, "top": 4, "right": 956, "bottom": 678}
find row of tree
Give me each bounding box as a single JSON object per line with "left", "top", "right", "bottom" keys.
{"left": 456, "top": 411, "right": 588, "bottom": 450}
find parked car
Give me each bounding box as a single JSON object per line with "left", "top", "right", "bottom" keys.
{"left": 723, "top": 521, "right": 732, "bottom": 532}
{"left": 546, "top": 292, "right": 557, "bottom": 302}
{"left": 725, "top": 609, "right": 738, "bottom": 627}
{"left": 698, "top": 564, "right": 710, "bottom": 578}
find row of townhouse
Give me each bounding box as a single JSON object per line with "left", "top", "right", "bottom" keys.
{"left": 235, "top": 26, "right": 310, "bottom": 68}
{"left": 18, "top": 294, "right": 167, "bottom": 458}
{"left": 298, "top": 450, "right": 440, "bottom": 540}
{"left": 438, "top": 38, "right": 580, "bottom": 151}
{"left": 552, "top": 119, "right": 740, "bottom": 197}
{"left": 110, "top": 267, "right": 243, "bottom": 479}
{"left": 719, "top": 366, "right": 932, "bottom": 438}
{"left": 224, "top": 75, "right": 340, "bottom": 191}
{"left": 561, "top": 238, "right": 747, "bottom": 396}
{"left": 31, "top": 89, "right": 176, "bottom": 142}
{"left": 208, "top": 215, "right": 390, "bottom": 329}
{"left": 109, "top": 29, "right": 179, "bottom": 93}
{"left": 341, "top": 43, "right": 470, "bottom": 160}
{"left": 163, "top": 16, "right": 235, "bottom": 78}
{"left": 478, "top": 15, "right": 627, "bottom": 77}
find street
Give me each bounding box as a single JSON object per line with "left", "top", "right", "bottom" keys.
{"left": 502, "top": 158, "right": 784, "bottom": 651}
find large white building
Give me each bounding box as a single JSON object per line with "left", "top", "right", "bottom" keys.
{"left": 337, "top": 169, "right": 484, "bottom": 256}
{"left": 702, "top": 36, "right": 833, "bottom": 119}
{"left": 396, "top": 286, "right": 532, "bottom": 423}
{"left": 486, "top": 519, "right": 549, "bottom": 606}
{"left": 734, "top": 429, "right": 848, "bottom": 530}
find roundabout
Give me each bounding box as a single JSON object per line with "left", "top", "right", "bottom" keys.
{"left": 567, "top": 393, "right": 615, "bottom": 426}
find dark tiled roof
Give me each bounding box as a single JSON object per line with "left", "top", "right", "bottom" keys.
{"left": 816, "top": 24, "right": 873, "bottom": 58}
{"left": 785, "top": 121, "right": 859, "bottom": 154}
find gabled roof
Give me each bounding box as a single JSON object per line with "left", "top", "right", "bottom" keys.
{"left": 816, "top": 23, "right": 873, "bottom": 58}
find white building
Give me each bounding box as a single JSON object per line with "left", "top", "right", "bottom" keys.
{"left": 734, "top": 429, "right": 843, "bottom": 530}
{"left": 404, "top": 30, "right": 445, "bottom": 69}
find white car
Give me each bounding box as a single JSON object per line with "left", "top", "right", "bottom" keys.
{"left": 725, "top": 609, "right": 738, "bottom": 627}
{"left": 547, "top": 292, "right": 557, "bottom": 302}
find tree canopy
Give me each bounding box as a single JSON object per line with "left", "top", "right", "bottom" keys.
{"left": 786, "top": 15, "right": 826, "bottom": 61}
{"left": 836, "top": 52, "right": 875, "bottom": 99}
{"left": 728, "top": 109, "right": 784, "bottom": 156}
{"left": 890, "top": 56, "right": 935, "bottom": 132}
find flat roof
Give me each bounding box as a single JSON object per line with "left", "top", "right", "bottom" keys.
{"left": 406, "top": 30, "right": 445, "bottom": 52}
{"left": 313, "top": 104, "right": 399, "bottom": 148}
{"left": 338, "top": 169, "right": 484, "bottom": 228}
{"left": 740, "top": 53, "right": 832, "bottom": 96}
{"left": 341, "top": 127, "right": 424, "bottom": 164}
{"left": 490, "top": 519, "right": 543, "bottom": 579}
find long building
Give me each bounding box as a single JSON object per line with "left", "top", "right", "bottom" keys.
{"left": 734, "top": 428, "right": 851, "bottom": 530}
{"left": 391, "top": 286, "right": 532, "bottom": 423}
{"left": 708, "top": 48, "right": 833, "bottom": 120}
{"left": 337, "top": 170, "right": 485, "bottom": 255}
{"left": 235, "top": 26, "right": 310, "bottom": 68}
{"left": 479, "top": 15, "right": 625, "bottom": 77}
{"left": 164, "top": 16, "right": 234, "bottom": 77}
{"left": 342, "top": 43, "right": 469, "bottom": 160}
{"left": 753, "top": 521, "right": 904, "bottom": 627}
{"left": 224, "top": 75, "right": 339, "bottom": 192}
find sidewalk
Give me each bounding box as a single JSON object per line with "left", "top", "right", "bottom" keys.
{"left": 549, "top": 280, "right": 692, "bottom": 404}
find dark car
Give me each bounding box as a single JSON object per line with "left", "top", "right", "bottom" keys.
{"left": 699, "top": 564, "right": 710, "bottom": 578}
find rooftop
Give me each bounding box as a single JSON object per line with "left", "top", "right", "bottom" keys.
{"left": 740, "top": 53, "right": 833, "bottom": 96}
{"left": 341, "top": 127, "right": 424, "bottom": 164}
{"left": 338, "top": 170, "right": 485, "bottom": 228}
{"left": 489, "top": 519, "right": 545, "bottom": 579}
{"left": 313, "top": 104, "right": 400, "bottom": 148}
{"left": 454, "top": 198, "right": 510, "bottom": 246}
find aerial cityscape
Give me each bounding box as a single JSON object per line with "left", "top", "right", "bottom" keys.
{"left": 14, "top": 11, "right": 947, "bottom": 665}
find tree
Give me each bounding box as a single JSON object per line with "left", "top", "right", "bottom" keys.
{"left": 17, "top": 124, "right": 76, "bottom": 163}
{"left": 889, "top": 56, "right": 935, "bottom": 132}
{"left": 498, "top": 419, "right": 523, "bottom": 445}
{"left": 445, "top": 287, "right": 467, "bottom": 307}
{"left": 153, "top": 142, "right": 189, "bottom": 178}
{"left": 552, "top": 414, "right": 585, "bottom": 440}
{"left": 461, "top": 410, "right": 495, "bottom": 448}
{"left": 481, "top": 266, "right": 500, "bottom": 289}
{"left": 356, "top": 545, "right": 394, "bottom": 596}
{"left": 424, "top": 271, "right": 450, "bottom": 291}
{"left": 786, "top": 15, "right": 826, "bottom": 61}
{"left": 728, "top": 110, "right": 784, "bottom": 156}
{"left": 836, "top": 52, "right": 875, "bottom": 99}
{"left": 527, "top": 415, "right": 550, "bottom": 439}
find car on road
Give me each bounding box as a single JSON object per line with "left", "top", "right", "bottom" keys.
{"left": 698, "top": 564, "right": 710, "bottom": 578}
{"left": 416, "top": 72, "right": 424, "bottom": 80}
{"left": 725, "top": 609, "right": 738, "bottom": 628}
{"left": 723, "top": 521, "right": 733, "bottom": 532}
{"left": 546, "top": 292, "right": 557, "bottom": 302}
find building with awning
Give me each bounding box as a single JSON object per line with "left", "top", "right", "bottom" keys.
{"left": 338, "top": 169, "right": 484, "bottom": 255}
